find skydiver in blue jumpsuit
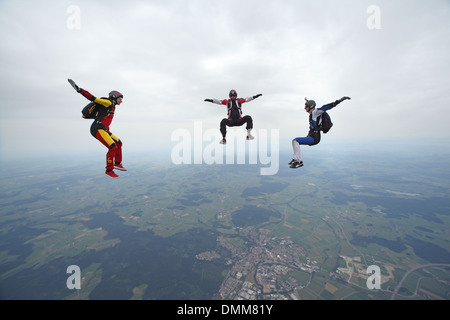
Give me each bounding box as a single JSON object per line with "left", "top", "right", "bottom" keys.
{"left": 290, "top": 96, "right": 351, "bottom": 168}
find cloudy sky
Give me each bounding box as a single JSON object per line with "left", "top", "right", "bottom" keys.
{"left": 0, "top": 0, "right": 449, "bottom": 162}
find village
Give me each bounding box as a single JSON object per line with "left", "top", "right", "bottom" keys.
{"left": 196, "top": 226, "right": 319, "bottom": 300}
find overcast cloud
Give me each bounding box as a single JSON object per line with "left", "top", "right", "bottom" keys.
{"left": 0, "top": 0, "right": 449, "bottom": 161}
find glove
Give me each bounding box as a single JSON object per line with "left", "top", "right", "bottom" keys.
{"left": 204, "top": 99, "right": 213, "bottom": 102}
{"left": 68, "top": 79, "right": 80, "bottom": 92}
{"left": 341, "top": 96, "right": 351, "bottom": 101}
{"left": 253, "top": 94, "right": 262, "bottom": 99}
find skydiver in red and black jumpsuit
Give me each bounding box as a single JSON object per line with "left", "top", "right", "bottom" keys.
{"left": 204, "top": 89, "right": 262, "bottom": 144}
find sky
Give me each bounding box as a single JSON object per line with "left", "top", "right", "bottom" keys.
{"left": 0, "top": 0, "right": 449, "bottom": 162}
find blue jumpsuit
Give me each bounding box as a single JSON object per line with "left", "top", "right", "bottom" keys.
{"left": 292, "top": 101, "right": 340, "bottom": 162}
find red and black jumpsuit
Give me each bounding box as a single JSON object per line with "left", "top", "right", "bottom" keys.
{"left": 79, "top": 89, "right": 123, "bottom": 171}
{"left": 211, "top": 96, "right": 255, "bottom": 138}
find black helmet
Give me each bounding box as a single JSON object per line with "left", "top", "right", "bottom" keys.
{"left": 109, "top": 90, "right": 123, "bottom": 100}
{"left": 229, "top": 89, "right": 237, "bottom": 98}
{"left": 305, "top": 97, "right": 316, "bottom": 109}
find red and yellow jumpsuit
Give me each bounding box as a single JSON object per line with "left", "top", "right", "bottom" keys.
{"left": 79, "top": 89, "right": 123, "bottom": 172}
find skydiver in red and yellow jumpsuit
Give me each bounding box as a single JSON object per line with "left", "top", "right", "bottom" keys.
{"left": 69, "top": 79, "right": 126, "bottom": 178}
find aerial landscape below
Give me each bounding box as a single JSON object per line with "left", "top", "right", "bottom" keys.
{"left": 0, "top": 142, "right": 449, "bottom": 300}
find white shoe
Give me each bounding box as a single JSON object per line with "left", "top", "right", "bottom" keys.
{"left": 246, "top": 134, "right": 254, "bottom": 140}
{"left": 220, "top": 138, "right": 227, "bottom": 144}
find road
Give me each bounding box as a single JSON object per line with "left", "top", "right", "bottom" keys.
{"left": 390, "top": 263, "right": 450, "bottom": 300}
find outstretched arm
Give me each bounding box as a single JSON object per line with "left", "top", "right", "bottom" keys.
{"left": 337, "top": 96, "right": 351, "bottom": 103}
{"left": 79, "top": 88, "right": 95, "bottom": 101}
{"left": 242, "top": 93, "right": 263, "bottom": 103}
{"left": 79, "top": 89, "right": 112, "bottom": 107}
{"left": 204, "top": 93, "right": 262, "bottom": 104}
{"left": 68, "top": 79, "right": 96, "bottom": 101}
{"left": 204, "top": 98, "right": 228, "bottom": 105}
{"left": 68, "top": 79, "right": 112, "bottom": 107}
{"left": 320, "top": 96, "right": 351, "bottom": 111}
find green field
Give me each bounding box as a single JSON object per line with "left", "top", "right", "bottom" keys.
{"left": 1, "top": 144, "right": 449, "bottom": 299}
